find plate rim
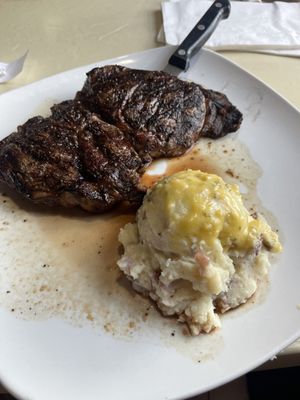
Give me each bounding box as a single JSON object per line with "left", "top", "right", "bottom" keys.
{"left": 0, "top": 45, "right": 300, "bottom": 400}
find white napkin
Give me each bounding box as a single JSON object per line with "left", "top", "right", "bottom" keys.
{"left": 160, "top": 1, "right": 300, "bottom": 57}
{"left": 0, "top": 52, "right": 28, "bottom": 84}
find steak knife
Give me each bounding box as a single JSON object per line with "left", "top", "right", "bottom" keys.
{"left": 164, "top": 0, "right": 231, "bottom": 76}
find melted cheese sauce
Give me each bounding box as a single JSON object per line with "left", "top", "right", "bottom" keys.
{"left": 143, "top": 170, "right": 281, "bottom": 253}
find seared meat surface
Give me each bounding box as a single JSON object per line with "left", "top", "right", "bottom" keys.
{"left": 0, "top": 66, "right": 243, "bottom": 212}
{"left": 201, "top": 88, "right": 243, "bottom": 139}
{"left": 76, "top": 65, "right": 242, "bottom": 156}
{"left": 76, "top": 65, "right": 206, "bottom": 158}
{"left": 0, "top": 101, "right": 145, "bottom": 212}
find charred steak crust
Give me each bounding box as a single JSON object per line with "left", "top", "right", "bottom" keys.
{"left": 200, "top": 88, "right": 243, "bottom": 139}
{"left": 76, "top": 65, "right": 242, "bottom": 156}
{"left": 0, "top": 66, "right": 243, "bottom": 212}
{"left": 76, "top": 65, "right": 207, "bottom": 158}
{"left": 0, "top": 101, "right": 145, "bottom": 212}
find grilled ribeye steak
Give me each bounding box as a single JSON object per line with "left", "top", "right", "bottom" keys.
{"left": 76, "top": 65, "right": 242, "bottom": 157}
{"left": 0, "top": 101, "right": 145, "bottom": 212}
{"left": 0, "top": 65, "right": 243, "bottom": 212}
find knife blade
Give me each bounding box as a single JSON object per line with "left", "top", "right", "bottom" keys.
{"left": 163, "top": 0, "right": 231, "bottom": 76}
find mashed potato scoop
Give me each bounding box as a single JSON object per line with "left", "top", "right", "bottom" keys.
{"left": 118, "top": 170, "right": 281, "bottom": 335}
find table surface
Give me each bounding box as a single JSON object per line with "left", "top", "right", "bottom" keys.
{"left": 0, "top": 0, "right": 299, "bottom": 359}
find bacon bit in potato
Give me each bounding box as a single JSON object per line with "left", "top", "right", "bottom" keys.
{"left": 194, "top": 250, "right": 210, "bottom": 273}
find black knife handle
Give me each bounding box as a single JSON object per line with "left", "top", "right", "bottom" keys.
{"left": 168, "top": 0, "right": 231, "bottom": 71}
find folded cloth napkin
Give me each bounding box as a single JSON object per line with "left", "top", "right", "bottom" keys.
{"left": 160, "top": 0, "right": 300, "bottom": 57}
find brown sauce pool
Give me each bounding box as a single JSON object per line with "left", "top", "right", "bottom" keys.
{"left": 0, "top": 136, "right": 281, "bottom": 361}
{"left": 140, "top": 147, "right": 217, "bottom": 188}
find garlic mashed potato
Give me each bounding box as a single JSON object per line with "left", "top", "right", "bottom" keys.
{"left": 117, "top": 170, "right": 281, "bottom": 335}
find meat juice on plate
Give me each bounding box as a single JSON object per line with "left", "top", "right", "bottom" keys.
{"left": 0, "top": 65, "right": 281, "bottom": 362}
{"left": 0, "top": 135, "right": 281, "bottom": 361}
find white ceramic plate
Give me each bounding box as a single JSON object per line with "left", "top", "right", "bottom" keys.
{"left": 0, "top": 47, "right": 300, "bottom": 400}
